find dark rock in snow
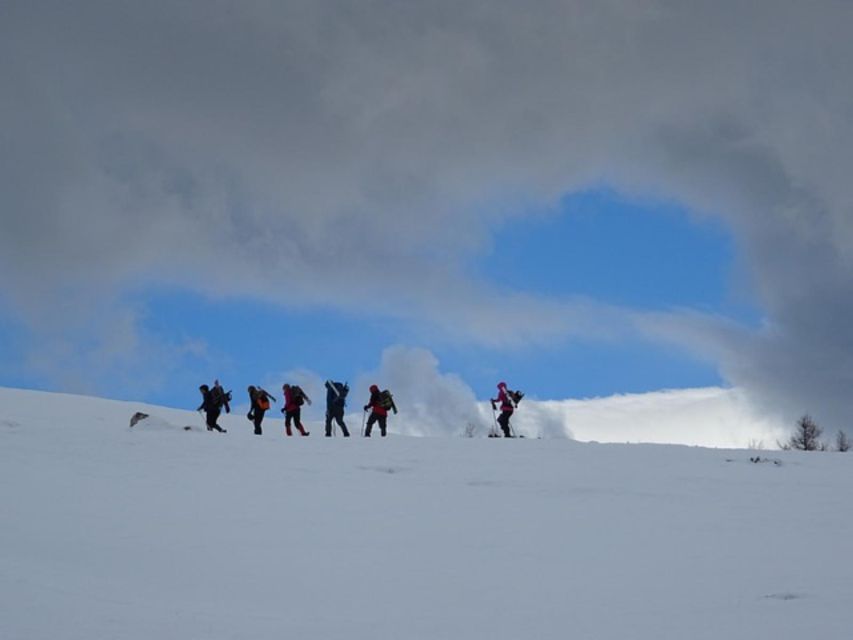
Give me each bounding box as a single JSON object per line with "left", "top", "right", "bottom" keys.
{"left": 129, "top": 412, "right": 150, "bottom": 427}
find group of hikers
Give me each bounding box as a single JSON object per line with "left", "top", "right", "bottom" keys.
{"left": 197, "top": 379, "right": 399, "bottom": 437}
{"left": 197, "top": 379, "right": 523, "bottom": 438}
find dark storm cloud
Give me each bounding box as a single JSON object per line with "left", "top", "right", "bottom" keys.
{"left": 2, "top": 1, "right": 853, "bottom": 426}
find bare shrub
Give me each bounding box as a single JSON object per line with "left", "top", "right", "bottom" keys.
{"left": 784, "top": 414, "right": 824, "bottom": 451}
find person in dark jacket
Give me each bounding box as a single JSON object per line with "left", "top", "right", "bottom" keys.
{"left": 281, "top": 383, "right": 311, "bottom": 436}
{"left": 363, "top": 384, "right": 397, "bottom": 437}
{"left": 324, "top": 380, "right": 350, "bottom": 437}
{"left": 211, "top": 379, "right": 231, "bottom": 414}
{"left": 198, "top": 384, "right": 227, "bottom": 433}
{"left": 247, "top": 386, "right": 275, "bottom": 435}
{"left": 490, "top": 381, "right": 516, "bottom": 438}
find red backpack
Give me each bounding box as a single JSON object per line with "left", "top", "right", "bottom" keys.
{"left": 257, "top": 393, "right": 271, "bottom": 411}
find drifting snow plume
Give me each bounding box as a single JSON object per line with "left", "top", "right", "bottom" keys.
{"left": 501, "top": 399, "right": 574, "bottom": 440}
{"left": 533, "top": 387, "right": 785, "bottom": 448}
{"left": 357, "top": 346, "right": 481, "bottom": 436}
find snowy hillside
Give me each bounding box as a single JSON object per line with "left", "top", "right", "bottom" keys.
{"left": 1, "top": 386, "right": 851, "bottom": 639}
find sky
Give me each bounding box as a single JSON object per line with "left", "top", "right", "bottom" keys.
{"left": 2, "top": 1, "right": 853, "bottom": 439}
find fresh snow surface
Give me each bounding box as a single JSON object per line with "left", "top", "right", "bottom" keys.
{"left": 1, "top": 386, "right": 851, "bottom": 639}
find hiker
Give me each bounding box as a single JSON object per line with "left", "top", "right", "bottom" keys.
{"left": 363, "top": 384, "right": 397, "bottom": 437}
{"left": 198, "top": 384, "right": 227, "bottom": 433}
{"left": 247, "top": 385, "right": 275, "bottom": 435}
{"left": 490, "top": 381, "right": 522, "bottom": 437}
{"left": 281, "top": 383, "right": 311, "bottom": 436}
{"left": 211, "top": 379, "right": 231, "bottom": 414}
{"left": 324, "top": 380, "right": 350, "bottom": 437}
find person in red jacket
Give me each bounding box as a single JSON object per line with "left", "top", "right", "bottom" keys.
{"left": 490, "top": 381, "right": 516, "bottom": 438}
{"left": 281, "top": 383, "right": 311, "bottom": 436}
{"left": 363, "top": 384, "right": 397, "bottom": 437}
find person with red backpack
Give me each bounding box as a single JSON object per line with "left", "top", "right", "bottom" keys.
{"left": 363, "top": 384, "right": 397, "bottom": 437}
{"left": 281, "top": 383, "right": 311, "bottom": 436}
{"left": 247, "top": 386, "right": 276, "bottom": 435}
{"left": 490, "top": 381, "right": 522, "bottom": 438}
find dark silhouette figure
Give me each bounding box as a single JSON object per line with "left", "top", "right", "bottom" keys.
{"left": 282, "top": 384, "right": 311, "bottom": 436}
{"left": 325, "top": 380, "right": 350, "bottom": 437}
{"left": 490, "top": 381, "right": 516, "bottom": 438}
{"left": 363, "top": 384, "right": 397, "bottom": 437}
{"left": 247, "top": 386, "right": 275, "bottom": 435}
{"left": 198, "top": 384, "right": 227, "bottom": 433}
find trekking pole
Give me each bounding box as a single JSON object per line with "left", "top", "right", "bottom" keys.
{"left": 490, "top": 404, "right": 499, "bottom": 438}
{"left": 361, "top": 409, "right": 367, "bottom": 437}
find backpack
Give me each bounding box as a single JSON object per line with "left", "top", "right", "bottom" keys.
{"left": 257, "top": 392, "right": 271, "bottom": 411}
{"left": 508, "top": 390, "right": 524, "bottom": 405}
{"left": 379, "top": 389, "right": 394, "bottom": 410}
{"left": 292, "top": 385, "right": 305, "bottom": 406}
{"left": 211, "top": 386, "right": 231, "bottom": 409}
{"left": 327, "top": 381, "right": 348, "bottom": 407}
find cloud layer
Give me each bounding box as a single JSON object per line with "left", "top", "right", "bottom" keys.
{"left": 3, "top": 2, "right": 853, "bottom": 427}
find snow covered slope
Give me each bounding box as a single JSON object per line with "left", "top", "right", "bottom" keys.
{"left": 1, "top": 387, "right": 851, "bottom": 639}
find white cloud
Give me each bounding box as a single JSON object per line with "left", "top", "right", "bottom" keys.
{"left": 20, "top": 302, "right": 211, "bottom": 399}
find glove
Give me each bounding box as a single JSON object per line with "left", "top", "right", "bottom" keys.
{"left": 490, "top": 401, "right": 496, "bottom": 410}
{"left": 393, "top": 408, "right": 398, "bottom": 415}
{"left": 247, "top": 411, "right": 254, "bottom": 421}
{"left": 363, "top": 405, "right": 370, "bottom": 411}
{"left": 281, "top": 407, "right": 286, "bottom": 414}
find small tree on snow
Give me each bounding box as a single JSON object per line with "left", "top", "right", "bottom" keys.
{"left": 836, "top": 430, "right": 850, "bottom": 452}
{"left": 747, "top": 438, "right": 765, "bottom": 451}
{"left": 785, "top": 414, "right": 824, "bottom": 451}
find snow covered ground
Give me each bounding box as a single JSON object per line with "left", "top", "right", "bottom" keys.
{"left": 1, "top": 386, "right": 851, "bottom": 639}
